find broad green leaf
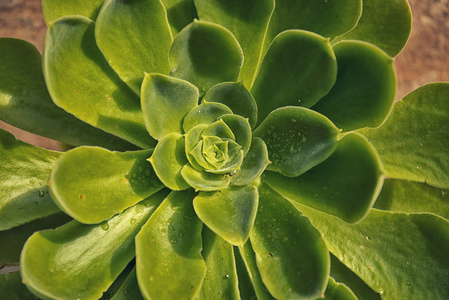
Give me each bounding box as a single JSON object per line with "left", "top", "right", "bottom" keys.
{"left": 50, "top": 147, "right": 163, "bottom": 224}
{"left": 296, "top": 204, "right": 449, "bottom": 299}
{"left": 221, "top": 114, "right": 252, "bottom": 155}
{"left": 160, "top": 0, "right": 197, "bottom": 36}
{"left": 100, "top": 263, "right": 134, "bottom": 300}
{"left": 250, "top": 184, "right": 329, "bottom": 299}
{"left": 359, "top": 83, "right": 449, "bottom": 188}
{"left": 264, "top": 133, "right": 383, "bottom": 223}
{"left": 203, "top": 81, "right": 258, "bottom": 128}
{"left": 21, "top": 192, "right": 166, "bottom": 300}
{"left": 0, "top": 129, "right": 60, "bottom": 230}
{"left": 169, "top": 20, "right": 243, "bottom": 94}
{"left": 237, "top": 243, "right": 275, "bottom": 300}
{"left": 375, "top": 179, "right": 449, "bottom": 221}
{"left": 141, "top": 74, "right": 199, "bottom": 140}
{"left": 253, "top": 106, "right": 339, "bottom": 177}
{"left": 332, "top": 0, "right": 412, "bottom": 57}
{"left": 193, "top": 185, "right": 258, "bottom": 246}
{"left": 252, "top": 30, "right": 337, "bottom": 124}
{"left": 0, "top": 272, "right": 39, "bottom": 300}
{"left": 1, "top": 213, "right": 71, "bottom": 265}
{"left": 181, "top": 164, "right": 231, "bottom": 191}
{"left": 312, "top": 41, "right": 396, "bottom": 131}
{"left": 136, "top": 190, "right": 206, "bottom": 300}
{"left": 95, "top": 0, "right": 173, "bottom": 94}
{"left": 183, "top": 102, "right": 233, "bottom": 133}
{"left": 0, "top": 38, "right": 134, "bottom": 150}
{"left": 200, "top": 119, "right": 235, "bottom": 140}
{"left": 319, "top": 277, "right": 357, "bottom": 300}
{"left": 42, "top": 0, "right": 105, "bottom": 24}
{"left": 194, "top": 0, "right": 275, "bottom": 88}
{"left": 231, "top": 138, "right": 270, "bottom": 186}
{"left": 329, "top": 255, "right": 381, "bottom": 300}
{"left": 149, "top": 133, "right": 190, "bottom": 190}
{"left": 110, "top": 268, "right": 144, "bottom": 300}
{"left": 44, "top": 16, "right": 155, "bottom": 149}
{"left": 195, "top": 229, "right": 240, "bottom": 299}
{"left": 264, "top": 0, "right": 362, "bottom": 52}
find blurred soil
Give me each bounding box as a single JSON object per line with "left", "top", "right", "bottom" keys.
{"left": 0, "top": 0, "right": 448, "bottom": 150}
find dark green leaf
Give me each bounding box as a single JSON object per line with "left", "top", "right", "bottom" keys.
{"left": 264, "top": 132, "right": 383, "bottom": 223}
{"left": 160, "top": 0, "right": 198, "bottom": 35}
{"left": 141, "top": 74, "right": 199, "bottom": 140}
{"left": 359, "top": 83, "right": 449, "bottom": 188}
{"left": 312, "top": 41, "right": 396, "bottom": 131}
{"left": 296, "top": 204, "right": 449, "bottom": 299}
{"left": 203, "top": 81, "right": 258, "bottom": 128}
{"left": 95, "top": 0, "right": 173, "bottom": 94}
{"left": 50, "top": 147, "right": 163, "bottom": 224}
{"left": 332, "top": 0, "right": 412, "bottom": 56}
{"left": 110, "top": 267, "right": 144, "bottom": 300}
{"left": 375, "top": 179, "right": 449, "bottom": 221}
{"left": 195, "top": 0, "right": 275, "bottom": 88}
{"left": 149, "top": 133, "right": 190, "bottom": 190}
{"left": 250, "top": 183, "right": 329, "bottom": 299}
{"left": 21, "top": 191, "right": 166, "bottom": 300}
{"left": 136, "top": 190, "right": 206, "bottom": 300}
{"left": 254, "top": 106, "right": 339, "bottom": 177}
{"left": 170, "top": 20, "right": 243, "bottom": 94}
{"left": 0, "top": 129, "right": 60, "bottom": 230}
{"left": 0, "top": 38, "right": 133, "bottom": 150}
{"left": 196, "top": 228, "right": 240, "bottom": 299}
{"left": 233, "top": 247, "right": 257, "bottom": 300}
{"left": 252, "top": 30, "right": 337, "bottom": 124}
{"left": 0, "top": 272, "right": 39, "bottom": 300}
{"left": 42, "top": 0, "right": 105, "bottom": 24}
{"left": 193, "top": 185, "right": 258, "bottom": 246}
{"left": 44, "top": 16, "right": 155, "bottom": 149}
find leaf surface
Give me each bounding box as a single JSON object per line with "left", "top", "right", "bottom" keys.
{"left": 0, "top": 272, "right": 39, "bottom": 300}
{"left": 43, "top": 0, "right": 105, "bottom": 24}
{"left": 136, "top": 190, "right": 206, "bottom": 300}
{"left": 160, "top": 0, "right": 197, "bottom": 35}
{"left": 50, "top": 147, "right": 163, "bottom": 224}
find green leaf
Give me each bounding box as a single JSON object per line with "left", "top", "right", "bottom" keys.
{"left": 231, "top": 137, "right": 270, "bottom": 186}
{"left": 220, "top": 114, "right": 252, "bottom": 155}
{"left": 264, "top": 132, "right": 383, "bottom": 223}
{"left": 0, "top": 38, "right": 133, "bottom": 150}
{"left": 0, "top": 213, "right": 71, "bottom": 265}
{"left": 181, "top": 164, "right": 231, "bottom": 191}
{"left": 319, "top": 277, "right": 357, "bottom": 300}
{"left": 332, "top": 0, "right": 412, "bottom": 57}
{"left": 149, "top": 133, "right": 190, "bottom": 190}
{"left": 203, "top": 81, "right": 258, "bottom": 128}
{"left": 296, "top": 205, "right": 449, "bottom": 299}
{"left": 359, "top": 83, "right": 449, "bottom": 188}
{"left": 0, "top": 129, "right": 61, "bottom": 230}
{"left": 250, "top": 183, "right": 329, "bottom": 299}
{"left": 110, "top": 267, "right": 144, "bottom": 300}
{"left": 95, "top": 0, "right": 173, "bottom": 94}
{"left": 44, "top": 16, "right": 155, "bottom": 149}
{"left": 136, "top": 190, "right": 206, "bottom": 300}
{"left": 263, "top": 0, "right": 362, "bottom": 52}
{"left": 253, "top": 106, "right": 339, "bottom": 177}
{"left": 195, "top": 228, "right": 240, "bottom": 300}
{"left": 193, "top": 185, "right": 258, "bottom": 246}
{"left": 329, "top": 255, "right": 381, "bottom": 300}
{"left": 0, "top": 272, "right": 39, "bottom": 300}
{"left": 374, "top": 179, "right": 449, "bottom": 221}
{"left": 160, "top": 0, "right": 198, "bottom": 36}
{"left": 252, "top": 30, "right": 337, "bottom": 124}
{"left": 50, "top": 146, "right": 163, "bottom": 224}
{"left": 169, "top": 20, "right": 243, "bottom": 94}
{"left": 141, "top": 74, "right": 199, "bottom": 140}
{"left": 42, "top": 0, "right": 105, "bottom": 24}
{"left": 237, "top": 243, "right": 275, "bottom": 300}
{"left": 312, "top": 41, "right": 396, "bottom": 131}
{"left": 21, "top": 191, "right": 166, "bottom": 300}
{"left": 194, "top": 0, "right": 275, "bottom": 88}
{"left": 183, "top": 102, "right": 233, "bottom": 133}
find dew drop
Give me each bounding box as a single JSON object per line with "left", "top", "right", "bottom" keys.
{"left": 178, "top": 230, "right": 184, "bottom": 238}
{"left": 130, "top": 218, "right": 137, "bottom": 225}
{"left": 38, "top": 190, "right": 46, "bottom": 198}
{"left": 145, "top": 170, "right": 151, "bottom": 176}
{"left": 101, "top": 223, "right": 109, "bottom": 231}
{"left": 301, "top": 136, "right": 307, "bottom": 143}
{"left": 224, "top": 274, "right": 229, "bottom": 279}
{"left": 29, "top": 178, "right": 36, "bottom": 184}
{"left": 135, "top": 206, "right": 144, "bottom": 213}
{"left": 291, "top": 118, "right": 296, "bottom": 123}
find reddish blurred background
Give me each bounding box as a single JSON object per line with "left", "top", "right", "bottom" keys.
{"left": 1, "top": 0, "right": 448, "bottom": 150}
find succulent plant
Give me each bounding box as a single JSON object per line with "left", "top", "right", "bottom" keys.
{"left": 1, "top": 0, "right": 449, "bottom": 299}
